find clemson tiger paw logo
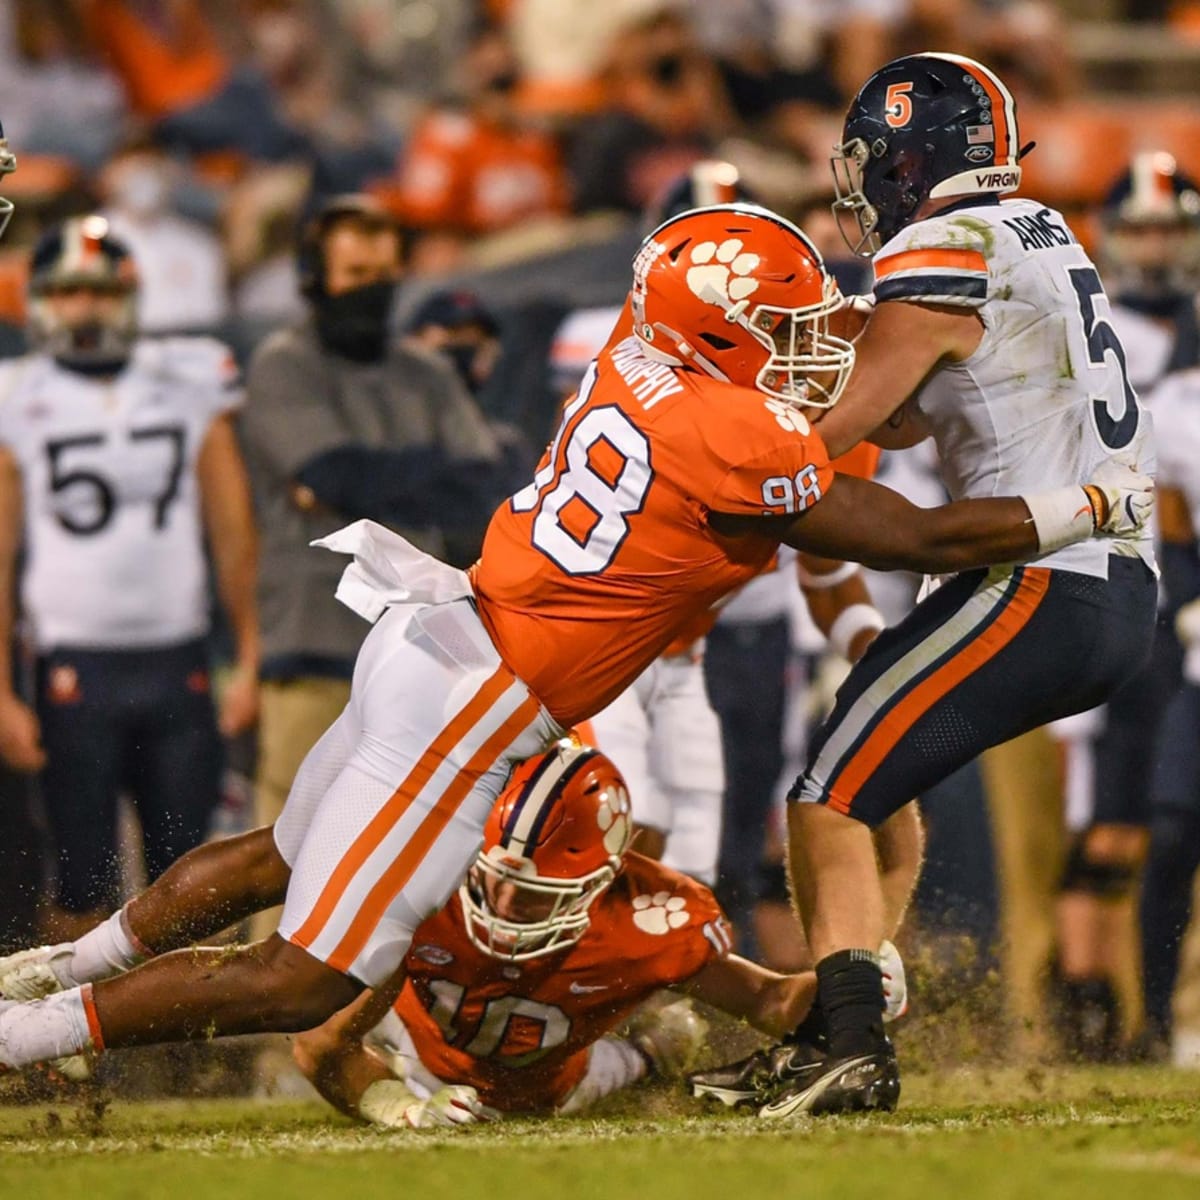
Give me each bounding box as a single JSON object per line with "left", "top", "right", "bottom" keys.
{"left": 764, "top": 398, "right": 811, "bottom": 434}
{"left": 632, "top": 892, "right": 690, "bottom": 935}
{"left": 686, "top": 239, "right": 761, "bottom": 305}
{"left": 596, "top": 784, "right": 632, "bottom": 855}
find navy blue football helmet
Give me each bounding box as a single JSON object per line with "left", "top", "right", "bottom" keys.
{"left": 832, "top": 53, "right": 1024, "bottom": 256}
{"left": 1100, "top": 151, "right": 1200, "bottom": 307}
{"left": 643, "top": 160, "right": 758, "bottom": 232}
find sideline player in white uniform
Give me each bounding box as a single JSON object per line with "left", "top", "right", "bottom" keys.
{"left": 695, "top": 53, "right": 1158, "bottom": 1117}
{"left": 1051, "top": 154, "right": 1200, "bottom": 1056}
{"left": 0, "top": 216, "right": 259, "bottom": 937}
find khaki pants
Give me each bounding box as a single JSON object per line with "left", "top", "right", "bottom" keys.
{"left": 982, "top": 728, "right": 1066, "bottom": 1057}
{"left": 250, "top": 677, "right": 352, "bottom": 942}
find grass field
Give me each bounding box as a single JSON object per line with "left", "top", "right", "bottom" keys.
{"left": 1, "top": 1066, "right": 1199, "bottom": 1200}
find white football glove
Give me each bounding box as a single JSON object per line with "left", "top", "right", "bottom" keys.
{"left": 1086, "top": 456, "right": 1155, "bottom": 538}
{"left": 405, "top": 1084, "right": 499, "bottom": 1128}
{"left": 879, "top": 939, "right": 908, "bottom": 1023}
{"left": 623, "top": 998, "right": 708, "bottom": 1077}
{"left": 359, "top": 1080, "right": 498, "bottom": 1130}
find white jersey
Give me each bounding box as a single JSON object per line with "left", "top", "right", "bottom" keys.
{"left": 0, "top": 337, "right": 240, "bottom": 651}
{"left": 1109, "top": 304, "right": 1175, "bottom": 397}
{"left": 872, "top": 197, "right": 1156, "bottom": 577}
{"left": 1152, "top": 367, "right": 1200, "bottom": 533}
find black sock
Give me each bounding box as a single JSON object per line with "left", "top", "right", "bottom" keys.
{"left": 790, "top": 1001, "right": 828, "bottom": 1049}
{"left": 816, "top": 949, "right": 886, "bottom": 1059}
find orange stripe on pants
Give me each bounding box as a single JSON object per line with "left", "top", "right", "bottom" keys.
{"left": 291, "top": 664, "right": 515, "bottom": 951}
{"left": 827, "top": 569, "right": 1050, "bottom": 815}
{"left": 327, "top": 692, "right": 543, "bottom": 972}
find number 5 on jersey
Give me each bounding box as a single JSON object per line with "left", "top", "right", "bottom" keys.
{"left": 512, "top": 367, "right": 654, "bottom": 575}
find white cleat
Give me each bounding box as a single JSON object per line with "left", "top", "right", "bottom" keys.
{"left": 0, "top": 945, "right": 74, "bottom": 1002}
{"left": 0, "top": 949, "right": 92, "bottom": 1082}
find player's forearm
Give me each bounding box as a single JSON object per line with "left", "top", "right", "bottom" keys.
{"left": 885, "top": 497, "right": 1042, "bottom": 574}
{"left": 749, "top": 972, "right": 818, "bottom": 1039}
{"left": 798, "top": 556, "right": 882, "bottom": 663}
{"left": 211, "top": 534, "right": 260, "bottom": 671}
{"left": 292, "top": 990, "right": 393, "bottom": 1120}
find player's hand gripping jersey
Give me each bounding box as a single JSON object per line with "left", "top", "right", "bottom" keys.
{"left": 471, "top": 336, "right": 834, "bottom": 726}
{"left": 393, "top": 851, "right": 728, "bottom": 1113}
{"left": 871, "top": 198, "right": 1156, "bottom": 577}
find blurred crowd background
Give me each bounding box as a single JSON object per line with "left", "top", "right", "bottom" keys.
{"left": 0, "top": 0, "right": 1199, "bottom": 1093}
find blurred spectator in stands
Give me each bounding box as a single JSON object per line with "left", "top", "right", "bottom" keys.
{"left": 404, "top": 289, "right": 502, "bottom": 400}
{"left": 370, "top": 22, "right": 567, "bottom": 269}
{"left": 79, "top": 0, "right": 307, "bottom": 163}
{"left": 98, "top": 140, "right": 228, "bottom": 333}
{"left": 569, "top": 8, "right": 730, "bottom": 215}
{"left": 0, "top": 215, "right": 258, "bottom": 939}
{"left": 238, "top": 196, "right": 505, "bottom": 945}
{"left": 0, "top": 0, "right": 124, "bottom": 171}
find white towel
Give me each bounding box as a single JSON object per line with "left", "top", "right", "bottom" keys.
{"left": 312, "top": 520, "right": 472, "bottom": 623}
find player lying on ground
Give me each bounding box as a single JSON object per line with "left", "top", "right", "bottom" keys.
{"left": 291, "top": 739, "right": 907, "bottom": 1127}
{"left": 0, "top": 204, "right": 1148, "bottom": 1093}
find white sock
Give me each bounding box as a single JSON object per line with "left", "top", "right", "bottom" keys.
{"left": 65, "top": 907, "right": 148, "bottom": 987}
{"left": 556, "top": 1036, "right": 646, "bottom": 1114}
{"left": 0, "top": 986, "right": 99, "bottom": 1067}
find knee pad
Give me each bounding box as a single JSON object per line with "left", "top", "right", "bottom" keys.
{"left": 1059, "top": 834, "right": 1138, "bottom": 899}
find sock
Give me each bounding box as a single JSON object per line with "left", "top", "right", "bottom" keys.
{"left": 557, "top": 1036, "right": 647, "bottom": 1114}
{"left": 790, "top": 1001, "right": 829, "bottom": 1049}
{"left": 0, "top": 985, "right": 102, "bottom": 1067}
{"left": 67, "top": 906, "right": 148, "bottom": 987}
{"left": 816, "top": 949, "right": 886, "bottom": 1060}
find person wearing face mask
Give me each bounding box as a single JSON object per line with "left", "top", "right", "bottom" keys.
{"left": 404, "top": 290, "right": 502, "bottom": 399}
{"left": 237, "top": 195, "right": 505, "bottom": 952}
{"left": 99, "top": 142, "right": 228, "bottom": 334}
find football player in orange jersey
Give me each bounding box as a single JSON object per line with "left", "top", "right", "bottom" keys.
{"left": 0, "top": 205, "right": 1147, "bottom": 1098}
{"left": 292, "top": 739, "right": 907, "bottom": 1127}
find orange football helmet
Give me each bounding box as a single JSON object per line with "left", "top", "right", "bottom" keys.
{"left": 460, "top": 739, "right": 633, "bottom": 961}
{"left": 630, "top": 204, "right": 854, "bottom": 408}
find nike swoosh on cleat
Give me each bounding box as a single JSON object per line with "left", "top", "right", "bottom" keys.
{"left": 758, "top": 1054, "right": 875, "bottom": 1120}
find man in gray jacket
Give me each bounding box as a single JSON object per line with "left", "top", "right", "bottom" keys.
{"left": 239, "top": 196, "right": 503, "bottom": 939}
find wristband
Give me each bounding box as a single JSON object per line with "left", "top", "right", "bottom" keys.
{"left": 1021, "top": 487, "right": 1095, "bottom": 553}
{"left": 829, "top": 603, "right": 886, "bottom": 659}
{"left": 797, "top": 560, "right": 860, "bottom": 589}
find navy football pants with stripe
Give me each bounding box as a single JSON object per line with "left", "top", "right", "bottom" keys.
{"left": 792, "top": 559, "right": 1157, "bottom": 828}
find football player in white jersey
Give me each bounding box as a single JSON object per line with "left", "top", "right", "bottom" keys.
{"left": 1050, "top": 154, "right": 1200, "bottom": 1058}
{"left": 701, "top": 53, "right": 1159, "bottom": 1116}
{"left": 0, "top": 216, "right": 259, "bottom": 938}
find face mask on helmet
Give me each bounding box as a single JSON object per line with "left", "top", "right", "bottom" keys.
{"left": 0, "top": 124, "right": 16, "bottom": 242}
{"left": 1100, "top": 152, "right": 1200, "bottom": 312}
{"left": 28, "top": 216, "right": 138, "bottom": 373}
{"left": 630, "top": 204, "right": 855, "bottom": 409}
{"left": 460, "top": 740, "right": 632, "bottom": 962}
{"left": 832, "top": 53, "right": 1024, "bottom": 257}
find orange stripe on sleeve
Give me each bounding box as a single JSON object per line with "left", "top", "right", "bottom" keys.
{"left": 874, "top": 248, "right": 988, "bottom": 279}
{"left": 290, "top": 665, "right": 516, "bottom": 951}
{"left": 327, "top": 693, "right": 543, "bottom": 971}
{"left": 826, "top": 569, "right": 1050, "bottom": 815}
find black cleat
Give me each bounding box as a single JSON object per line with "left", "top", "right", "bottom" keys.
{"left": 688, "top": 1039, "right": 825, "bottom": 1109}
{"left": 757, "top": 1045, "right": 900, "bottom": 1119}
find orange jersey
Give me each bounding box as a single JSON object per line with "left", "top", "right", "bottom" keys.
{"left": 372, "top": 110, "right": 567, "bottom": 235}
{"left": 395, "top": 853, "right": 729, "bottom": 1112}
{"left": 471, "top": 336, "right": 834, "bottom": 725}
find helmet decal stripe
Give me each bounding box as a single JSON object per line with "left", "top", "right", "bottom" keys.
{"left": 921, "top": 52, "right": 1017, "bottom": 166}
{"left": 502, "top": 747, "right": 600, "bottom": 856}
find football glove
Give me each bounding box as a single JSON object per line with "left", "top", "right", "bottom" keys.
{"left": 359, "top": 1079, "right": 498, "bottom": 1129}
{"left": 1084, "top": 456, "right": 1154, "bottom": 538}
{"left": 879, "top": 939, "right": 908, "bottom": 1023}
{"left": 624, "top": 998, "right": 708, "bottom": 1077}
